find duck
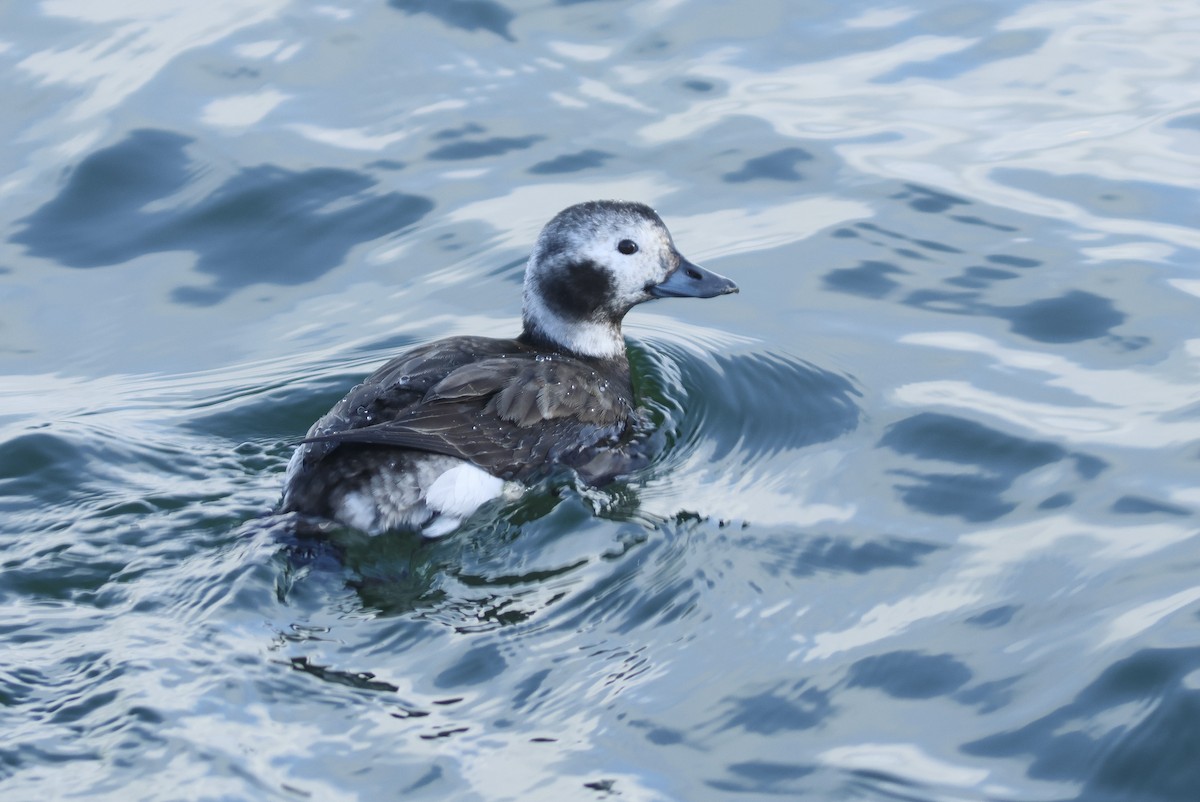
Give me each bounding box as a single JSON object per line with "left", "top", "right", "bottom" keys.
{"left": 280, "top": 200, "right": 738, "bottom": 536}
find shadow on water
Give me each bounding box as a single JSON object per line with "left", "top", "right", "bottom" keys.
{"left": 426, "top": 132, "right": 544, "bottom": 161}
{"left": 964, "top": 646, "right": 1200, "bottom": 802}
{"left": 11, "top": 130, "right": 434, "bottom": 305}
{"left": 822, "top": 258, "right": 909, "bottom": 299}
{"left": 722, "top": 147, "right": 813, "bottom": 183}
{"left": 717, "top": 679, "right": 834, "bottom": 735}
{"left": 906, "top": 288, "right": 1128, "bottom": 344}
{"left": 820, "top": 182, "right": 1141, "bottom": 349}
{"left": 704, "top": 760, "right": 818, "bottom": 797}
{"left": 527, "top": 149, "right": 615, "bottom": 175}
{"left": 387, "top": 0, "right": 516, "bottom": 41}
{"left": 747, "top": 531, "right": 943, "bottom": 580}
{"left": 847, "top": 650, "right": 972, "bottom": 699}
{"left": 272, "top": 436, "right": 628, "bottom": 622}
{"left": 880, "top": 412, "right": 1107, "bottom": 522}
{"left": 278, "top": 520, "right": 451, "bottom": 619}
{"left": 275, "top": 485, "right": 670, "bottom": 631}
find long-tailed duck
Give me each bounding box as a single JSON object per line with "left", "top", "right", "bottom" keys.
{"left": 281, "top": 200, "right": 737, "bottom": 536}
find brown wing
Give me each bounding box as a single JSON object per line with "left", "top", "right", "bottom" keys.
{"left": 304, "top": 337, "right": 530, "bottom": 438}
{"left": 305, "top": 351, "right": 635, "bottom": 481}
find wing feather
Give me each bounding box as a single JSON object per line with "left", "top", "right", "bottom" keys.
{"left": 304, "top": 342, "right": 634, "bottom": 480}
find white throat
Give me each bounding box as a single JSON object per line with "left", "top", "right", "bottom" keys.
{"left": 522, "top": 290, "right": 625, "bottom": 359}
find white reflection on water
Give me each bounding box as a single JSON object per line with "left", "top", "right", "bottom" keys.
{"left": 638, "top": 0, "right": 1200, "bottom": 247}
{"left": 448, "top": 185, "right": 872, "bottom": 264}
{"left": 639, "top": 36, "right": 974, "bottom": 142}
{"left": 1099, "top": 587, "right": 1200, "bottom": 648}
{"left": 818, "top": 743, "right": 991, "bottom": 791}
{"left": 893, "top": 331, "right": 1200, "bottom": 448}
{"left": 803, "top": 583, "right": 985, "bottom": 662}
{"left": 6, "top": 0, "right": 291, "bottom": 210}
{"left": 545, "top": 41, "right": 614, "bottom": 63}
{"left": 287, "top": 122, "right": 416, "bottom": 152}
{"left": 18, "top": 0, "right": 288, "bottom": 121}
{"left": 669, "top": 198, "right": 873, "bottom": 261}
{"left": 232, "top": 39, "right": 301, "bottom": 61}
{"left": 454, "top": 717, "right": 670, "bottom": 802}
{"left": 844, "top": 7, "right": 919, "bottom": 29}
{"left": 447, "top": 178, "right": 679, "bottom": 250}
{"left": 201, "top": 89, "right": 291, "bottom": 128}
{"left": 803, "top": 513, "right": 1197, "bottom": 661}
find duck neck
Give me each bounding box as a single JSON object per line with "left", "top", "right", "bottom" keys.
{"left": 520, "top": 296, "right": 626, "bottom": 361}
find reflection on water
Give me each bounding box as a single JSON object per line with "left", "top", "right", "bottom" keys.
{"left": 964, "top": 645, "right": 1200, "bottom": 800}
{"left": 13, "top": 129, "right": 435, "bottom": 305}
{"left": 881, "top": 411, "right": 1079, "bottom": 522}
{"left": 389, "top": 0, "right": 516, "bottom": 42}
{"left": 3, "top": 0, "right": 1200, "bottom": 799}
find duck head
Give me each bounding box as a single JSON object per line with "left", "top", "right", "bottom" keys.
{"left": 521, "top": 200, "right": 737, "bottom": 359}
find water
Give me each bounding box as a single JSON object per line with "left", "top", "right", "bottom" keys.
{"left": 2, "top": 1, "right": 1199, "bottom": 799}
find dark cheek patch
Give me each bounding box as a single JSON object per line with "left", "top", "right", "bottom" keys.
{"left": 537, "top": 259, "right": 615, "bottom": 321}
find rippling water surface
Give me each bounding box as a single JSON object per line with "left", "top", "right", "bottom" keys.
{"left": 3, "top": 1, "right": 1200, "bottom": 799}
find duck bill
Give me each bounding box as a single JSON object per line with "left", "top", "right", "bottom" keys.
{"left": 649, "top": 257, "right": 739, "bottom": 299}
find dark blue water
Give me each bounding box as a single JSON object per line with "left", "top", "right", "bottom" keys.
{"left": 3, "top": 1, "right": 1200, "bottom": 800}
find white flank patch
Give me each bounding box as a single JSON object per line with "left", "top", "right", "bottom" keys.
{"left": 337, "top": 491, "right": 379, "bottom": 533}
{"left": 424, "top": 463, "right": 504, "bottom": 520}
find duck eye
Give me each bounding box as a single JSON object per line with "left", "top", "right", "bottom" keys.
{"left": 617, "top": 239, "right": 638, "bottom": 255}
